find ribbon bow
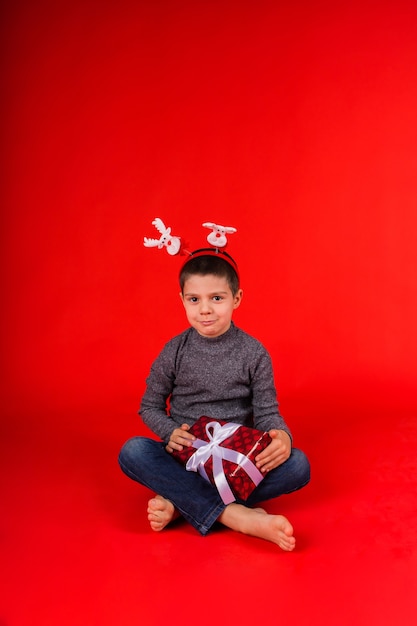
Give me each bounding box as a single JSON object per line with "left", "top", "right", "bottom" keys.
{"left": 186, "top": 421, "right": 264, "bottom": 504}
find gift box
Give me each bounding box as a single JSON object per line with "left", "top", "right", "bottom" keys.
{"left": 171, "top": 416, "right": 272, "bottom": 504}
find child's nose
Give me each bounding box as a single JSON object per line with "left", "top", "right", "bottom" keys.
{"left": 200, "top": 300, "right": 212, "bottom": 313}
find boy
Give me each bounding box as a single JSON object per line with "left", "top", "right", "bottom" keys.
{"left": 119, "top": 249, "right": 310, "bottom": 550}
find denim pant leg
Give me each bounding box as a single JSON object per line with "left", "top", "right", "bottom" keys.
{"left": 118, "top": 437, "right": 226, "bottom": 535}
{"left": 245, "top": 448, "right": 311, "bottom": 507}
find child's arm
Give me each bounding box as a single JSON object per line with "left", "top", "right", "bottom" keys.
{"left": 250, "top": 345, "right": 292, "bottom": 440}
{"left": 254, "top": 429, "right": 292, "bottom": 473}
{"left": 139, "top": 341, "right": 181, "bottom": 442}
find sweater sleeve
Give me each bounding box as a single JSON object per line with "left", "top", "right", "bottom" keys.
{"left": 250, "top": 344, "right": 292, "bottom": 440}
{"left": 139, "top": 342, "right": 179, "bottom": 442}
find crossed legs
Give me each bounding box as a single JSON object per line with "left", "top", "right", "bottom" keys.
{"left": 120, "top": 437, "right": 309, "bottom": 550}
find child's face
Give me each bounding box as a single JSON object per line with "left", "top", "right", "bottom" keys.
{"left": 180, "top": 273, "right": 243, "bottom": 338}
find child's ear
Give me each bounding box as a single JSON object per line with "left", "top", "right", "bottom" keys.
{"left": 179, "top": 291, "right": 185, "bottom": 305}
{"left": 233, "top": 289, "right": 243, "bottom": 309}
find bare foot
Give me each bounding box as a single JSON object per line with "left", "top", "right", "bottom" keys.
{"left": 218, "top": 503, "right": 296, "bottom": 551}
{"left": 147, "top": 495, "right": 179, "bottom": 531}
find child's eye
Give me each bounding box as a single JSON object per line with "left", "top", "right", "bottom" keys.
{"left": 213, "top": 295, "right": 223, "bottom": 301}
{"left": 189, "top": 297, "right": 199, "bottom": 303}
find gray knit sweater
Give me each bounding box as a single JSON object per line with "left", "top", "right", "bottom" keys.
{"left": 139, "top": 322, "right": 291, "bottom": 443}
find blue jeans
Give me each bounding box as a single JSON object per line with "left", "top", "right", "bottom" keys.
{"left": 118, "top": 437, "right": 310, "bottom": 535}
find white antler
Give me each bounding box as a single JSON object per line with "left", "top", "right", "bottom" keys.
{"left": 143, "top": 237, "right": 163, "bottom": 248}
{"left": 152, "top": 218, "right": 169, "bottom": 235}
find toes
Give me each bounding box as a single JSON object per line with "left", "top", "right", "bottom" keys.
{"left": 279, "top": 535, "right": 296, "bottom": 551}
{"left": 148, "top": 497, "right": 162, "bottom": 511}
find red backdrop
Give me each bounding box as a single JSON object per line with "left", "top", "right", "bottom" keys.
{"left": 2, "top": 0, "right": 417, "bottom": 436}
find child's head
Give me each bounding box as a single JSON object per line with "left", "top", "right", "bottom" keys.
{"left": 179, "top": 249, "right": 240, "bottom": 296}
{"left": 179, "top": 250, "right": 242, "bottom": 338}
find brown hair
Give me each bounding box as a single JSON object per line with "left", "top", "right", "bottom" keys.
{"left": 179, "top": 250, "right": 240, "bottom": 295}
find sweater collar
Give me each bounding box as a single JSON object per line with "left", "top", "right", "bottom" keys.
{"left": 190, "top": 322, "right": 237, "bottom": 345}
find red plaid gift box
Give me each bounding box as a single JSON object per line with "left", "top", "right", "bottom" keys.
{"left": 171, "top": 416, "right": 272, "bottom": 504}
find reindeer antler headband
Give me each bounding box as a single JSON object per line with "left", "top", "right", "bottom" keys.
{"left": 143, "top": 218, "right": 182, "bottom": 256}
{"left": 143, "top": 218, "right": 238, "bottom": 273}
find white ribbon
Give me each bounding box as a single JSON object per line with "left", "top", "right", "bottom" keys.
{"left": 185, "top": 420, "right": 265, "bottom": 504}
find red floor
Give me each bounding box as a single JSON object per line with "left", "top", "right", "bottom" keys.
{"left": 2, "top": 403, "right": 416, "bottom": 625}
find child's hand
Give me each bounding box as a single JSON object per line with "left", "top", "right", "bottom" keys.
{"left": 166, "top": 424, "right": 196, "bottom": 453}
{"left": 255, "top": 430, "right": 292, "bottom": 473}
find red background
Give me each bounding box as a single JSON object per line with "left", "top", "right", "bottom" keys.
{"left": 1, "top": 2, "right": 417, "bottom": 624}
{"left": 2, "top": 0, "right": 416, "bottom": 430}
